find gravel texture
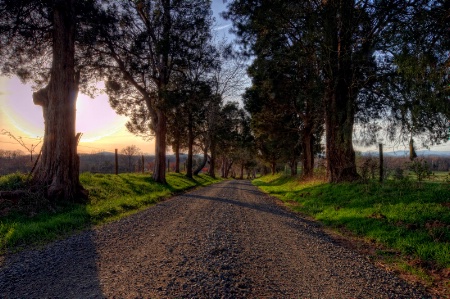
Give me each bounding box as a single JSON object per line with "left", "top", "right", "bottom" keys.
{"left": 0, "top": 180, "right": 432, "bottom": 298}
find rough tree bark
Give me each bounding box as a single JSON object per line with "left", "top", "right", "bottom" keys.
{"left": 323, "top": 0, "right": 360, "bottom": 183}
{"left": 208, "top": 141, "right": 216, "bottom": 178}
{"left": 221, "top": 157, "right": 226, "bottom": 178}
{"left": 271, "top": 162, "right": 276, "bottom": 175}
{"left": 153, "top": 110, "right": 167, "bottom": 184}
{"left": 152, "top": 0, "right": 171, "bottom": 184}
{"left": 289, "top": 159, "right": 297, "bottom": 176}
{"left": 239, "top": 163, "right": 244, "bottom": 179}
{"left": 193, "top": 146, "right": 208, "bottom": 176}
{"left": 186, "top": 116, "right": 194, "bottom": 179}
{"left": 174, "top": 141, "right": 180, "bottom": 173}
{"left": 301, "top": 124, "right": 314, "bottom": 178}
{"left": 324, "top": 83, "right": 359, "bottom": 182}
{"left": 226, "top": 160, "right": 233, "bottom": 178}
{"left": 409, "top": 138, "right": 417, "bottom": 161}
{"left": 221, "top": 157, "right": 233, "bottom": 178}
{"left": 32, "top": 0, "right": 85, "bottom": 202}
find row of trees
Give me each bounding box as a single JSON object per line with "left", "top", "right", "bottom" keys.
{"left": 1, "top": 0, "right": 448, "bottom": 202}
{"left": 224, "top": 0, "right": 449, "bottom": 182}
{"left": 0, "top": 0, "right": 252, "bottom": 201}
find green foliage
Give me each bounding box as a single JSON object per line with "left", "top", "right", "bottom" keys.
{"left": 408, "top": 158, "right": 432, "bottom": 182}
{"left": 357, "top": 157, "right": 378, "bottom": 183}
{"left": 101, "top": 0, "right": 215, "bottom": 137}
{"left": 253, "top": 174, "right": 450, "bottom": 268}
{"left": 0, "top": 172, "right": 28, "bottom": 191}
{"left": 0, "top": 173, "right": 220, "bottom": 252}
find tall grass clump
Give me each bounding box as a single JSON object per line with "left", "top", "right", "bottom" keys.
{"left": 0, "top": 172, "right": 28, "bottom": 191}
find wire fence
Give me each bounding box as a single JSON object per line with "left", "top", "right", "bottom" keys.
{"left": 0, "top": 151, "right": 200, "bottom": 176}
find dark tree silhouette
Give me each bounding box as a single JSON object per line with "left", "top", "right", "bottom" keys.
{"left": 95, "top": 0, "right": 214, "bottom": 184}
{"left": 225, "top": 0, "right": 449, "bottom": 182}
{"left": 0, "top": 0, "right": 102, "bottom": 201}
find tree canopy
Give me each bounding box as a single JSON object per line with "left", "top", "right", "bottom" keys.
{"left": 225, "top": 0, "right": 449, "bottom": 182}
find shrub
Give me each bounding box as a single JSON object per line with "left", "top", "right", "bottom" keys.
{"left": 358, "top": 157, "right": 378, "bottom": 183}
{"left": 393, "top": 167, "right": 405, "bottom": 180}
{"left": 0, "top": 172, "right": 28, "bottom": 191}
{"left": 408, "top": 158, "right": 432, "bottom": 182}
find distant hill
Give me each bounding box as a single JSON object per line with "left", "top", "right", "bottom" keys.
{"left": 363, "top": 150, "right": 450, "bottom": 157}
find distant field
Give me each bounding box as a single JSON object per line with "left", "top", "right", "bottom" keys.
{"left": 422, "top": 171, "right": 449, "bottom": 182}
{"left": 0, "top": 172, "right": 221, "bottom": 252}
{"left": 253, "top": 174, "right": 450, "bottom": 270}
{"left": 398, "top": 170, "right": 448, "bottom": 182}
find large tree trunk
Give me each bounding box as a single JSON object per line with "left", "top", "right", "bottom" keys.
{"left": 186, "top": 116, "right": 194, "bottom": 179}
{"left": 222, "top": 158, "right": 233, "bottom": 178}
{"left": 174, "top": 141, "right": 180, "bottom": 173}
{"left": 32, "top": 0, "right": 85, "bottom": 202}
{"left": 208, "top": 142, "right": 216, "bottom": 178}
{"left": 221, "top": 157, "right": 226, "bottom": 178}
{"left": 289, "top": 159, "right": 297, "bottom": 176}
{"left": 226, "top": 160, "right": 233, "bottom": 178}
{"left": 323, "top": 0, "right": 359, "bottom": 183}
{"left": 271, "top": 162, "right": 276, "bottom": 175}
{"left": 152, "top": 0, "right": 171, "bottom": 184}
{"left": 325, "top": 90, "right": 359, "bottom": 183}
{"left": 153, "top": 110, "right": 167, "bottom": 184}
{"left": 409, "top": 137, "right": 417, "bottom": 161}
{"left": 193, "top": 146, "right": 208, "bottom": 176}
{"left": 302, "top": 125, "right": 314, "bottom": 178}
{"left": 239, "top": 163, "right": 244, "bottom": 179}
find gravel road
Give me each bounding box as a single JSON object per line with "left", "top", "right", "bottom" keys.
{"left": 0, "top": 180, "right": 431, "bottom": 298}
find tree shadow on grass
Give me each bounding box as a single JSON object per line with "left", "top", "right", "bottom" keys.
{"left": 252, "top": 175, "right": 297, "bottom": 187}
{"left": 164, "top": 174, "right": 214, "bottom": 193}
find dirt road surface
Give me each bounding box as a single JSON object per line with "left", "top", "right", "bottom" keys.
{"left": 0, "top": 180, "right": 430, "bottom": 298}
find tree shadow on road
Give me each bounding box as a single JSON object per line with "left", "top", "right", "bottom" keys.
{"left": 0, "top": 227, "right": 103, "bottom": 298}
{"left": 183, "top": 180, "right": 337, "bottom": 243}
{"left": 183, "top": 183, "right": 317, "bottom": 224}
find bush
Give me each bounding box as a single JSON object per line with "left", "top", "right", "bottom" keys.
{"left": 408, "top": 158, "right": 432, "bottom": 182}
{"left": 393, "top": 167, "right": 405, "bottom": 180}
{"left": 358, "top": 157, "right": 378, "bottom": 183}
{"left": 0, "top": 172, "right": 28, "bottom": 191}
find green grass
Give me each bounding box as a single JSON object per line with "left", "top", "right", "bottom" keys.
{"left": 253, "top": 174, "right": 450, "bottom": 269}
{"left": 0, "top": 172, "right": 28, "bottom": 191}
{"left": 0, "top": 172, "right": 220, "bottom": 252}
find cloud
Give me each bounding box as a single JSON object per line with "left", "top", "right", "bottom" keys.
{"left": 213, "top": 24, "right": 232, "bottom": 31}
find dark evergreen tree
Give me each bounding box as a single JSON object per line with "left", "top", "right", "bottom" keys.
{"left": 0, "top": 0, "right": 103, "bottom": 201}
{"left": 95, "top": 0, "right": 214, "bottom": 183}
{"left": 225, "top": 0, "right": 448, "bottom": 182}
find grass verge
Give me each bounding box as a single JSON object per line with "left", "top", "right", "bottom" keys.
{"left": 0, "top": 172, "right": 220, "bottom": 253}
{"left": 253, "top": 174, "right": 450, "bottom": 294}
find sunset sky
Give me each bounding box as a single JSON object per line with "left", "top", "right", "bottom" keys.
{"left": 0, "top": 1, "right": 232, "bottom": 155}
{"left": 0, "top": 1, "right": 448, "bottom": 156}
{"left": 0, "top": 76, "right": 154, "bottom": 154}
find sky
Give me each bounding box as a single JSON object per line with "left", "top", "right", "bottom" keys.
{"left": 0, "top": 0, "right": 232, "bottom": 155}
{"left": 0, "top": 76, "right": 156, "bottom": 154}
{"left": 1, "top": 0, "right": 449, "bottom": 156}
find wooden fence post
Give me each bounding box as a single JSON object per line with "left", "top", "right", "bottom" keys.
{"left": 379, "top": 143, "right": 383, "bottom": 182}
